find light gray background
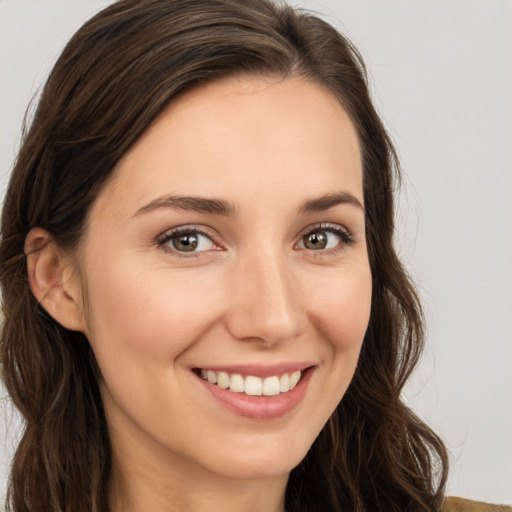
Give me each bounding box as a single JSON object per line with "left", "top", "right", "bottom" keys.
{"left": 1, "top": 0, "right": 511, "bottom": 506}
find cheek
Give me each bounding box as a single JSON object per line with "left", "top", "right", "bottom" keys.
{"left": 83, "top": 257, "right": 226, "bottom": 366}
{"left": 82, "top": 261, "right": 229, "bottom": 436}
{"left": 310, "top": 263, "right": 372, "bottom": 351}
{"left": 307, "top": 262, "right": 372, "bottom": 403}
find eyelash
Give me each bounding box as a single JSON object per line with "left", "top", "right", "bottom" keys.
{"left": 156, "top": 223, "right": 354, "bottom": 257}
{"left": 297, "top": 223, "right": 354, "bottom": 255}
{"left": 157, "top": 226, "right": 221, "bottom": 258}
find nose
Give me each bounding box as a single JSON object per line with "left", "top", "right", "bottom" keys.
{"left": 224, "top": 251, "right": 307, "bottom": 346}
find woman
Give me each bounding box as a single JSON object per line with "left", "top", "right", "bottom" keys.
{"left": 0, "top": 1, "right": 508, "bottom": 511}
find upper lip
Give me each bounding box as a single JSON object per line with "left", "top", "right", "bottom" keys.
{"left": 192, "top": 362, "right": 314, "bottom": 378}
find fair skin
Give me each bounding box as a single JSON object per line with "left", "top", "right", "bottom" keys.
{"left": 26, "top": 76, "right": 372, "bottom": 512}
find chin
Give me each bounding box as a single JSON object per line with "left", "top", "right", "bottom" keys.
{"left": 199, "top": 432, "right": 315, "bottom": 481}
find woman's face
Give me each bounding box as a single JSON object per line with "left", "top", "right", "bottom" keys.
{"left": 77, "top": 76, "right": 372, "bottom": 480}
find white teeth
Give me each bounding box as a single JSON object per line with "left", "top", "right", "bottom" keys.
{"left": 289, "top": 370, "right": 301, "bottom": 389}
{"left": 263, "top": 376, "right": 280, "bottom": 396}
{"left": 245, "top": 376, "right": 263, "bottom": 396}
{"left": 279, "top": 373, "right": 290, "bottom": 392}
{"left": 198, "top": 369, "right": 303, "bottom": 396}
{"left": 230, "top": 374, "right": 244, "bottom": 393}
{"left": 217, "top": 371, "right": 230, "bottom": 389}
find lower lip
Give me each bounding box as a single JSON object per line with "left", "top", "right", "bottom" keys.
{"left": 195, "top": 369, "right": 314, "bottom": 420}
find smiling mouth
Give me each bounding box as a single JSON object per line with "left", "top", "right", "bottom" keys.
{"left": 194, "top": 368, "right": 304, "bottom": 397}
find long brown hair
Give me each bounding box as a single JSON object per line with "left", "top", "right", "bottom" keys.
{"left": 0, "top": 1, "right": 448, "bottom": 511}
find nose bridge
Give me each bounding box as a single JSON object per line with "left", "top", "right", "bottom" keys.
{"left": 225, "top": 247, "right": 305, "bottom": 345}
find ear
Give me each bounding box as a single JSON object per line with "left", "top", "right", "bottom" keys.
{"left": 25, "top": 227, "right": 86, "bottom": 332}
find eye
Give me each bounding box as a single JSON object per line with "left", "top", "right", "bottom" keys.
{"left": 298, "top": 225, "right": 353, "bottom": 252}
{"left": 159, "top": 228, "right": 217, "bottom": 254}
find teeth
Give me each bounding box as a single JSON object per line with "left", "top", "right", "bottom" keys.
{"left": 245, "top": 376, "right": 263, "bottom": 396}
{"left": 217, "top": 371, "right": 230, "bottom": 389}
{"left": 198, "top": 369, "right": 303, "bottom": 396}
{"left": 289, "top": 370, "right": 301, "bottom": 389}
{"left": 263, "top": 376, "right": 280, "bottom": 396}
{"left": 279, "top": 373, "right": 290, "bottom": 392}
{"left": 230, "top": 374, "right": 244, "bottom": 393}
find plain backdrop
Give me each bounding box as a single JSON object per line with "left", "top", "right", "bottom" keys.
{"left": 1, "top": 0, "right": 511, "bottom": 506}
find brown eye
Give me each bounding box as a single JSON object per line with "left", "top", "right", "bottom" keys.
{"left": 172, "top": 232, "right": 199, "bottom": 252}
{"left": 298, "top": 226, "right": 351, "bottom": 252}
{"left": 302, "top": 231, "right": 328, "bottom": 250}
{"left": 160, "top": 229, "right": 216, "bottom": 253}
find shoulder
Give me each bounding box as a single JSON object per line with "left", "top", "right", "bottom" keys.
{"left": 443, "top": 497, "right": 512, "bottom": 512}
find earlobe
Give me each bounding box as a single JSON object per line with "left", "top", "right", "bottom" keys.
{"left": 25, "top": 227, "right": 86, "bottom": 332}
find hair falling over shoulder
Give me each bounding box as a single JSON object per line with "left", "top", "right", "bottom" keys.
{"left": 0, "top": 1, "right": 448, "bottom": 511}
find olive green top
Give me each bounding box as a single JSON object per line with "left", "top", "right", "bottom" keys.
{"left": 444, "top": 497, "right": 512, "bottom": 512}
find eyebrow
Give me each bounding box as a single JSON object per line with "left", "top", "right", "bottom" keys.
{"left": 134, "top": 195, "right": 237, "bottom": 217}
{"left": 134, "top": 190, "right": 363, "bottom": 218}
{"left": 298, "top": 191, "right": 364, "bottom": 213}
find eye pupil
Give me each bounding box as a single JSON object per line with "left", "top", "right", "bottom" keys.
{"left": 304, "top": 231, "right": 327, "bottom": 250}
{"left": 172, "top": 233, "right": 198, "bottom": 252}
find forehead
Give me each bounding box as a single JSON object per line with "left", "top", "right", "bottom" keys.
{"left": 93, "top": 75, "right": 362, "bottom": 218}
